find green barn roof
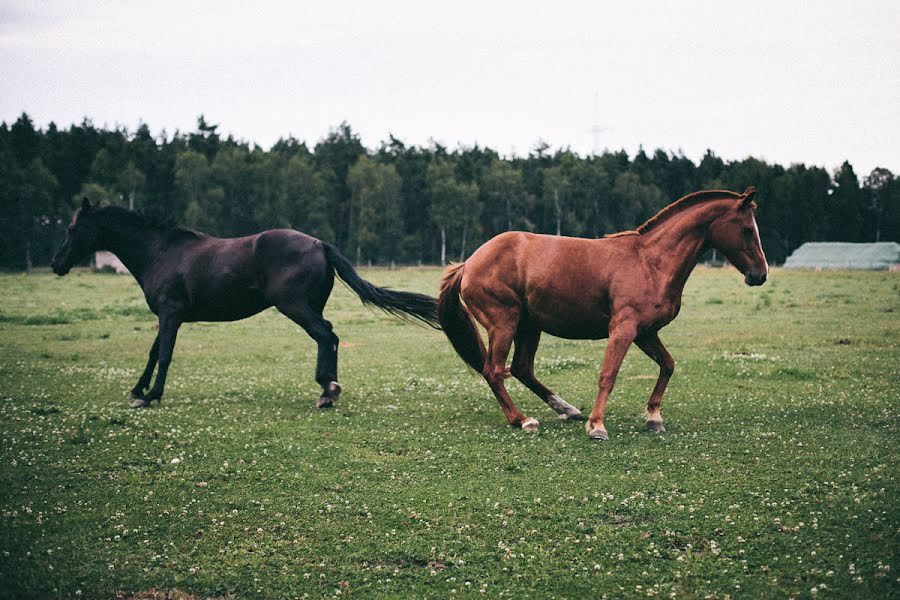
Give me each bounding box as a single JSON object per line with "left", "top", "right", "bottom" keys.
{"left": 783, "top": 242, "right": 900, "bottom": 270}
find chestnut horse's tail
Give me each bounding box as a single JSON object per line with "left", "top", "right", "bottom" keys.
{"left": 438, "top": 263, "right": 486, "bottom": 372}
{"left": 323, "top": 243, "right": 440, "bottom": 328}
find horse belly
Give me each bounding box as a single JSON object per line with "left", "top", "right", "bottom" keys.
{"left": 538, "top": 316, "right": 609, "bottom": 340}
{"left": 527, "top": 292, "right": 611, "bottom": 340}
{"left": 186, "top": 282, "right": 269, "bottom": 322}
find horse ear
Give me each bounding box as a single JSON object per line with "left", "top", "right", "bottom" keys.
{"left": 740, "top": 187, "right": 757, "bottom": 209}
{"left": 81, "top": 197, "right": 91, "bottom": 211}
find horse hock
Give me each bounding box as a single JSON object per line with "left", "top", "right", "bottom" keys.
{"left": 547, "top": 394, "right": 585, "bottom": 420}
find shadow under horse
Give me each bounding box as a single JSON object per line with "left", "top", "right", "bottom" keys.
{"left": 52, "top": 199, "right": 440, "bottom": 408}
{"left": 438, "top": 187, "right": 768, "bottom": 440}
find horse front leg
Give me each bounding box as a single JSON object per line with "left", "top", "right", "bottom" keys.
{"left": 634, "top": 332, "right": 674, "bottom": 433}
{"left": 586, "top": 322, "right": 636, "bottom": 441}
{"left": 128, "top": 334, "right": 159, "bottom": 404}
{"left": 132, "top": 312, "right": 182, "bottom": 408}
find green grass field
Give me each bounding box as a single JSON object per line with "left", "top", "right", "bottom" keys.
{"left": 1, "top": 267, "right": 898, "bottom": 598}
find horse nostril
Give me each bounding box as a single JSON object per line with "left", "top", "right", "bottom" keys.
{"left": 745, "top": 272, "right": 767, "bottom": 286}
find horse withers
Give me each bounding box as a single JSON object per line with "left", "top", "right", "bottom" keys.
{"left": 438, "top": 187, "right": 768, "bottom": 440}
{"left": 51, "top": 199, "right": 440, "bottom": 408}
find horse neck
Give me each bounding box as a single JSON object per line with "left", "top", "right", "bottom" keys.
{"left": 96, "top": 218, "right": 164, "bottom": 286}
{"left": 640, "top": 201, "right": 728, "bottom": 296}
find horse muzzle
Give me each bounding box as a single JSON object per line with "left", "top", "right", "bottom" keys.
{"left": 744, "top": 272, "right": 767, "bottom": 286}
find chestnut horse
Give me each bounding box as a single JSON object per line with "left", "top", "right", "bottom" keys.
{"left": 438, "top": 187, "right": 767, "bottom": 440}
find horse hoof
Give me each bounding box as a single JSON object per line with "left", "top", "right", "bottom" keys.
{"left": 129, "top": 398, "right": 150, "bottom": 409}
{"left": 559, "top": 409, "right": 586, "bottom": 421}
{"left": 646, "top": 420, "right": 666, "bottom": 433}
{"left": 521, "top": 417, "right": 540, "bottom": 432}
{"left": 588, "top": 428, "right": 609, "bottom": 441}
{"left": 316, "top": 396, "right": 334, "bottom": 409}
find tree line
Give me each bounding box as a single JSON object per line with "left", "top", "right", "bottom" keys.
{"left": 1, "top": 113, "right": 898, "bottom": 271}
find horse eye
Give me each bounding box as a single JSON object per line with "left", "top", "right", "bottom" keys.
{"left": 741, "top": 227, "right": 754, "bottom": 237}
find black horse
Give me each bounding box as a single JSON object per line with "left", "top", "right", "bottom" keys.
{"left": 51, "top": 199, "right": 440, "bottom": 408}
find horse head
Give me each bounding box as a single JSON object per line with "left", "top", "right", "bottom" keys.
{"left": 51, "top": 198, "right": 102, "bottom": 276}
{"left": 707, "top": 187, "right": 768, "bottom": 286}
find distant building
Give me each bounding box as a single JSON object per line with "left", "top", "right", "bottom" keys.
{"left": 783, "top": 242, "right": 900, "bottom": 271}
{"left": 93, "top": 251, "right": 129, "bottom": 274}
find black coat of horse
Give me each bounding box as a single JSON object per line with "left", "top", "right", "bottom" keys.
{"left": 51, "top": 199, "right": 440, "bottom": 408}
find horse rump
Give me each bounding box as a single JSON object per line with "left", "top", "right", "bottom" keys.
{"left": 437, "top": 263, "right": 486, "bottom": 372}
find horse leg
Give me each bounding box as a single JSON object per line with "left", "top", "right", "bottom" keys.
{"left": 634, "top": 332, "right": 674, "bottom": 433}
{"left": 462, "top": 289, "right": 536, "bottom": 430}
{"left": 128, "top": 334, "right": 159, "bottom": 401}
{"left": 482, "top": 322, "right": 539, "bottom": 431}
{"left": 585, "top": 323, "right": 636, "bottom": 440}
{"left": 276, "top": 301, "right": 340, "bottom": 408}
{"left": 133, "top": 313, "right": 182, "bottom": 408}
{"left": 510, "top": 323, "right": 584, "bottom": 421}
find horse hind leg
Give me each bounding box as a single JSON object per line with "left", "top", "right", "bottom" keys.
{"left": 276, "top": 301, "right": 340, "bottom": 409}
{"left": 479, "top": 322, "right": 539, "bottom": 431}
{"left": 510, "top": 323, "right": 584, "bottom": 421}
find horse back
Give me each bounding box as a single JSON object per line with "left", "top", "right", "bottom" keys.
{"left": 462, "top": 232, "right": 641, "bottom": 339}
{"left": 149, "top": 229, "right": 328, "bottom": 321}
{"left": 465, "top": 231, "right": 632, "bottom": 292}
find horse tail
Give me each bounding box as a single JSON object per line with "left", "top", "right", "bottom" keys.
{"left": 322, "top": 243, "right": 440, "bottom": 328}
{"left": 437, "top": 262, "right": 486, "bottom": 372}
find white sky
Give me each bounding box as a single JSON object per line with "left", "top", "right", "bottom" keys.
{"left": 1, "top": 1, "right": 898, "bottom": 175}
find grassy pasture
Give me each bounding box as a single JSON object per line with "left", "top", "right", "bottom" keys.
{"left": 0, "top": 267, "right": 897, "bottom": 598}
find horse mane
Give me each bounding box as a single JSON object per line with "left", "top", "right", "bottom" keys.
{"left": 604, "top": 189, "right": 745, "bottom": 238}
{"left": 92, "top": 205, "right": 205, "bottom": 241}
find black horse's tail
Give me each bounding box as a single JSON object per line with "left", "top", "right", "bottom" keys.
{"left": 323, "top": 243, "right": 441, "bottom": 329}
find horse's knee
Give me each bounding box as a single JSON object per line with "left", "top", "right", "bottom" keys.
{"left": 598, "top": 371, "right": 618, "bottom": 390}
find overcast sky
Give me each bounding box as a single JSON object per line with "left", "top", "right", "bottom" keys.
{"left": 2, "top": 1, "right": 898, "bottom": 174}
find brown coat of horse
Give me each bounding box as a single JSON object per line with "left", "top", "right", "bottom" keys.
{"left": 438, "top": 187, "right": 768, "bottom": 440}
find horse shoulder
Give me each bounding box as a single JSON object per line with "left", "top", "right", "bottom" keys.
{"left": 142, "top": 269, "right": 189, "bottom": 317}
{"left": 600, "top": 241, "right": 674, "bottom": 326}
